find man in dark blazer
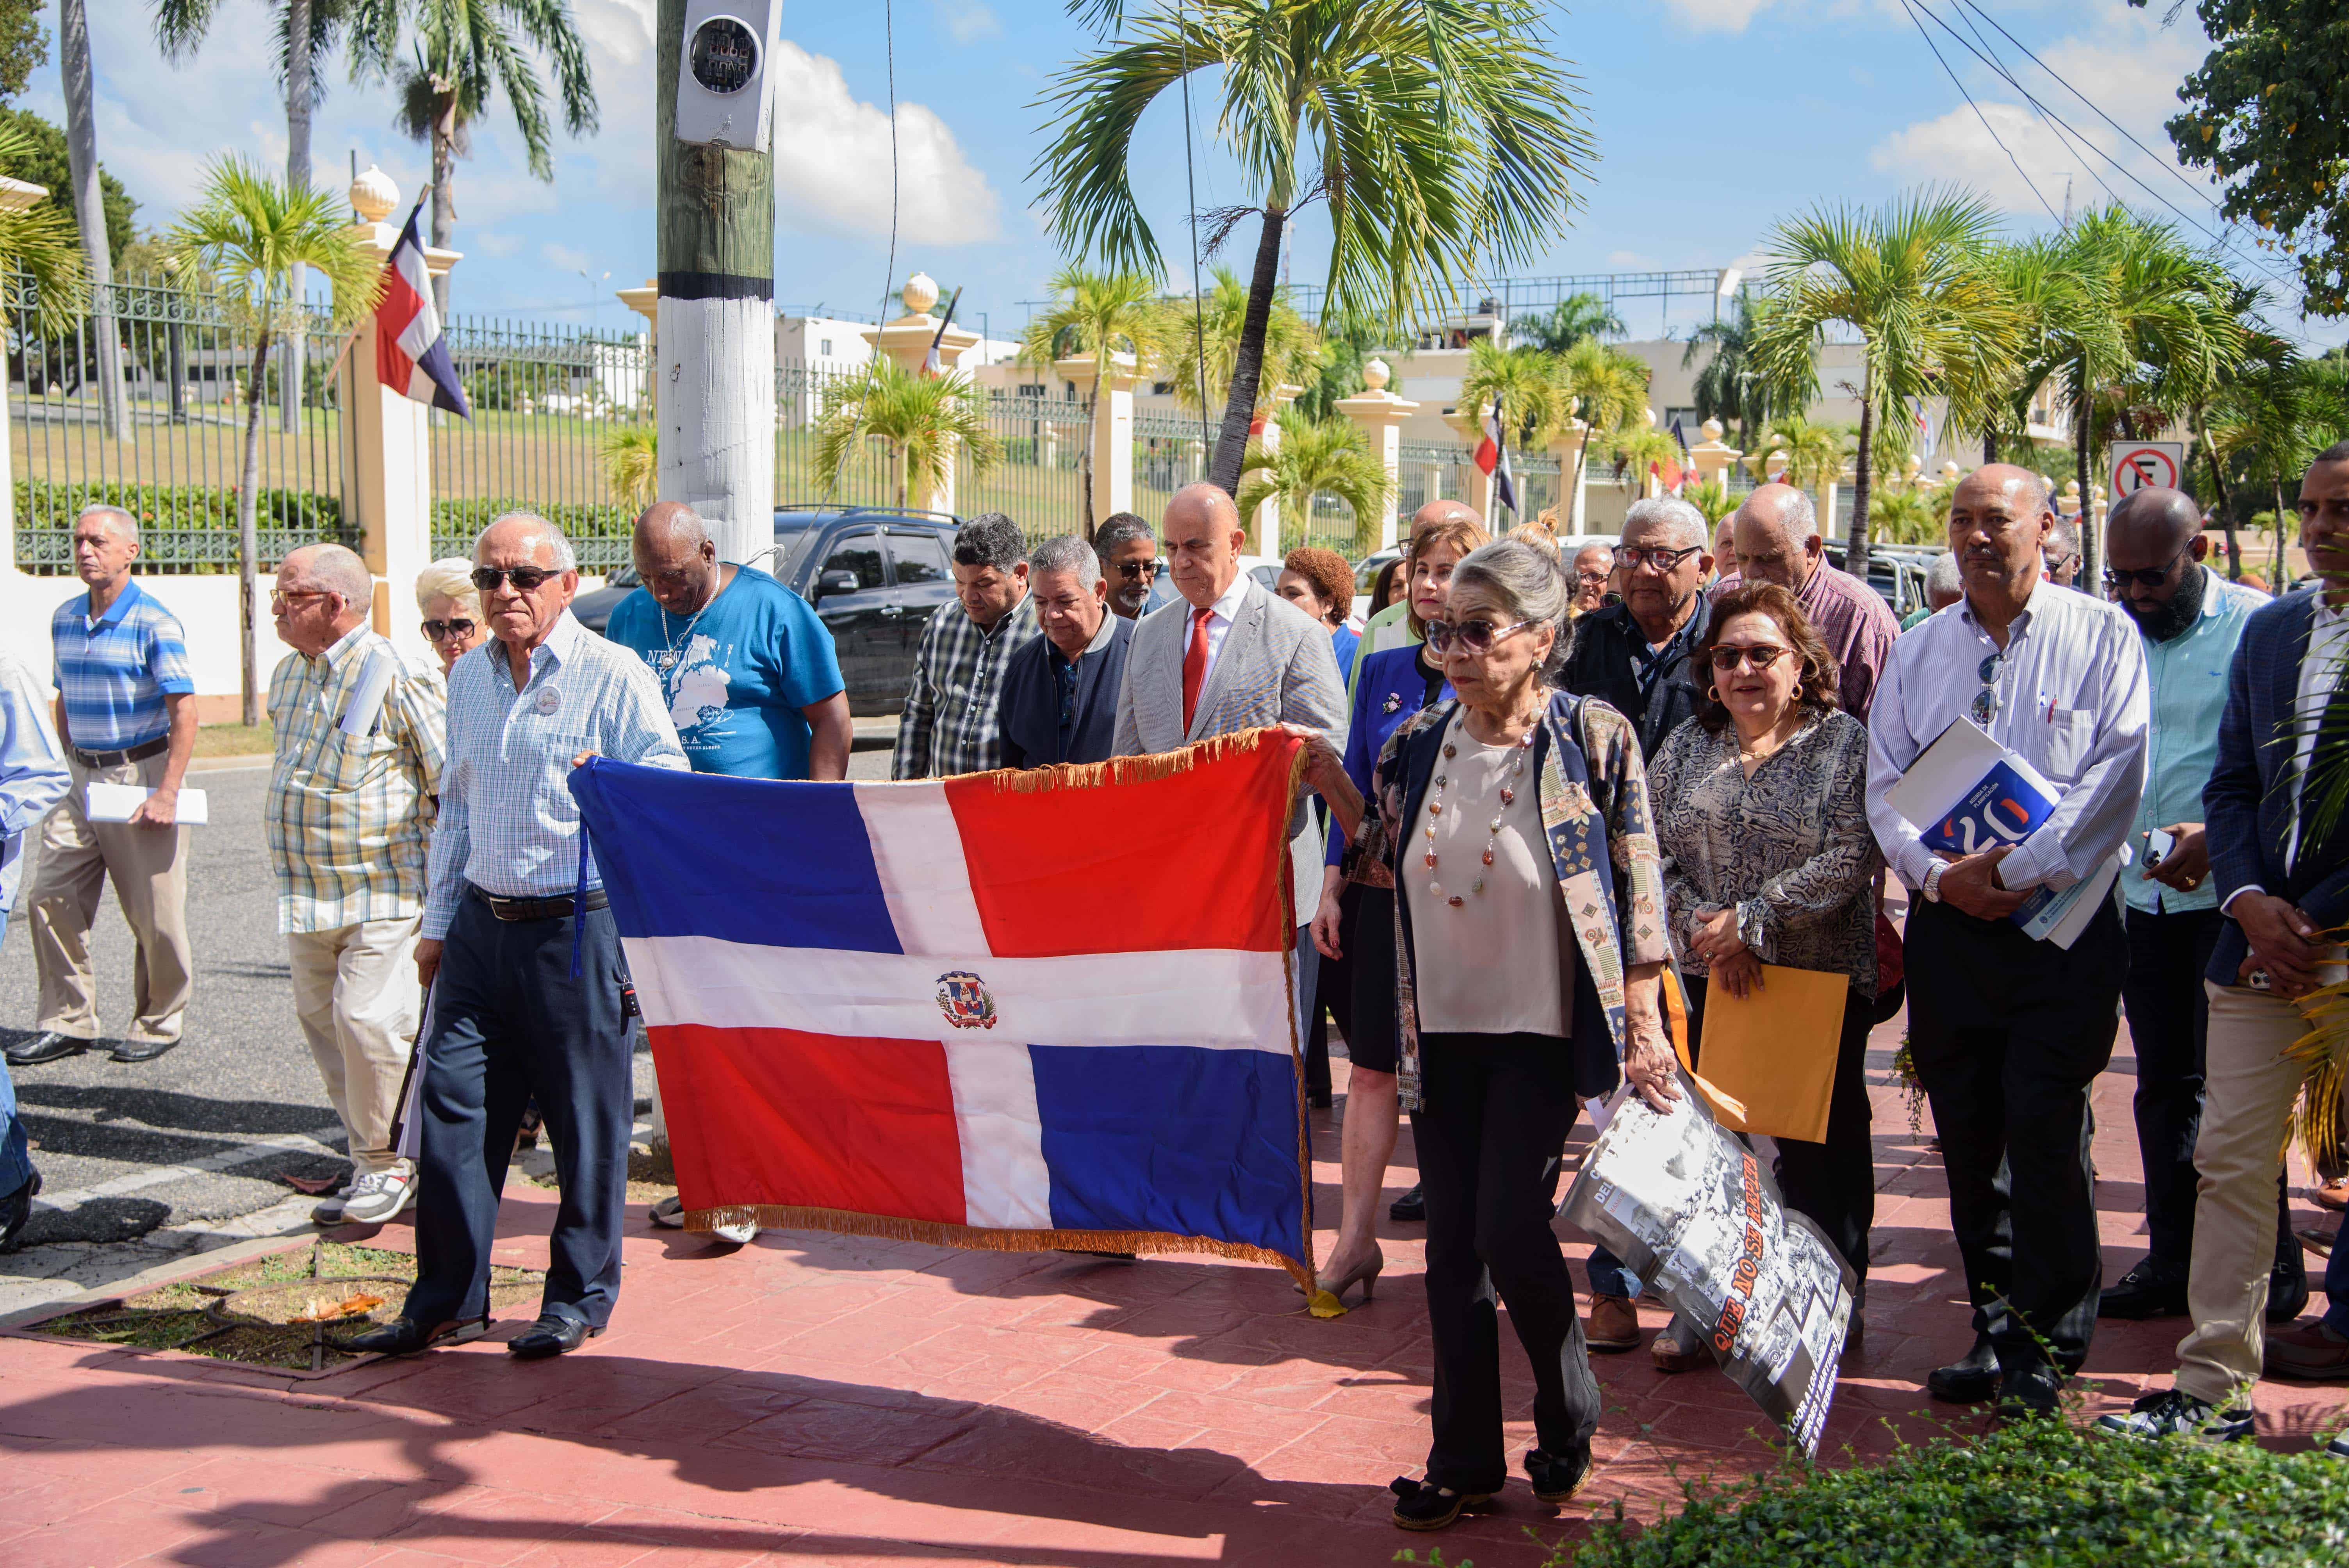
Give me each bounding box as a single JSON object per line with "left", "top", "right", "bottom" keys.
{"left": 999, "top": 536, "right": 1131, "bottom": 769}
{"left": 1559, "top": 496, "right": 1714, "bottom": 758}
{"left": 2101, "top": 442, "right": 2349, "bottom": 1441}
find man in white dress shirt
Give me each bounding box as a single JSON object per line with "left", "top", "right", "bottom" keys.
{"left": 1866, "top": 464, "right": 2149, "bottom": 1417}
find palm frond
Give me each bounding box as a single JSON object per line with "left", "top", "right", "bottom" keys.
{"left": 813, "top": 358, "right": 1003, "bottom": 508}
{"left": 602, "top": 425, "right": 658, "bottom": 512}
{"left": 1235, "top": 409, "right": 1391, "bottom": 553}
{"left": 167, "top": 155, "right": 383, "bottom": 335}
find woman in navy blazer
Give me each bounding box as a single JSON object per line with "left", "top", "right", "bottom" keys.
{"left": 1306, "top": 638, "right": 1454, "bottom": 1297}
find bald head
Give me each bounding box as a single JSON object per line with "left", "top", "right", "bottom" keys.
{"left": 1163, "top": 483, "right": 1247, "bottom": 610}
{"left": 1948, "top": 464, "right": 2054, "bottom": 607}
{"left": 274, "top": 542, "right": 371, "bottom": 654}
{"left": 2107, "top": 486, "right": 2203, "bottom": 558}
{"left": 1412, "top": 499, "right": 1482, "bottom": 535}
{"left": 632, "top": 501, "right": 722, "bottom": 615}
{"left": 635, "top": 501, "right": 709, "bottom": 551}
{"left": 2108, "top": 485, "right": 2211, "bottom": 635}
{"left": 1731, "top": 483, "right": 1823, "bottom": 591}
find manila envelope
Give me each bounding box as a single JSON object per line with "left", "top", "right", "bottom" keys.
{"left": 1672, "top": 964, "right": 1846, "bottom": 1144}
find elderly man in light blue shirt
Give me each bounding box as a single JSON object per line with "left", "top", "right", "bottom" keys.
{"left": 2098, "top": 488, "right": 2301, "bottom": 1325}
{"left": 0, "top": 645, "right": 72, "bottom": 1251}
{"left": 346, "top": 513, "right": 686, "bottom": 1363}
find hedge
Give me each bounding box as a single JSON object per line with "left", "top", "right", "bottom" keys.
{"left": 14, "top": 481, "right": 355, "bottom": 573}
{"left": 1550, "top": 1420, "right": 2349, "bottom": 1568}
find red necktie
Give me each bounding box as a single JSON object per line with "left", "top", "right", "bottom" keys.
{"left": 1182, "top": 607, "right": 1211, "bottom": 733}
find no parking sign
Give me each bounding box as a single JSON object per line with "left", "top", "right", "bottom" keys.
{"left": 2109, "top": 441, "right": 2186, "bottom": 497}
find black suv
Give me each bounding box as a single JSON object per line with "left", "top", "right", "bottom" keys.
{"left": 572, "top": 506, "right": 964, "bottom": 715}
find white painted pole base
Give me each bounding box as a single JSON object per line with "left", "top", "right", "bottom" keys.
{"left": 656, "top": 294, "right": 776, "bottom": 567}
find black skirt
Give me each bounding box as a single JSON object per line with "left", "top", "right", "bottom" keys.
{"left": 1344, "top": 884, "right": 1401, "bottom": 1075}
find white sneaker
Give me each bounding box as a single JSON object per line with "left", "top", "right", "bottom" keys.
{"left": 310, "top": 1181, "right": 355, "bottom": 1225}
{"left": 709, "top": 1217, "right": 758, "bottom": 1246}
{"left": 340, "top": 1169, "right": 416, "bottom": 1225}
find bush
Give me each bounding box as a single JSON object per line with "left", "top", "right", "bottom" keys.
{"left": 430, "top": 498, "right": 633, "bottom": 570}
{"left": 14, "top": 480, "right": 354, "bottom": 574}
{"left": 1559, "top": 1421, "right": 2349, "bottom": 1567}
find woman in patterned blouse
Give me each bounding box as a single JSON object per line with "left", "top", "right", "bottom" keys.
{"left": 1644, "top": 579, "right": 1883, "bottom": 1370}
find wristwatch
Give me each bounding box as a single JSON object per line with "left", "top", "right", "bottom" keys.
{"left": 1922, "top": 861, "right": 1947, "bottom": 903}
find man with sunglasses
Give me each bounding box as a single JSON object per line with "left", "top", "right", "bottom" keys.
{"left": 1558, "top": 497, "right": 1714, "bottom": 759}
{"left": 347, "top": 513, "right": 686, "bottom": 1362}
{"left": 264, "top": 544, "right": 448, "bottom": 1227}
{"left": 1095, "top": 513, "right": 1159, "bottom": 621}
{"left": 2097, "top": 488, "right": 2295, "bottom": 1331}
{"left": 1866, "top": 464, "right": 2148, "bottom": 1418}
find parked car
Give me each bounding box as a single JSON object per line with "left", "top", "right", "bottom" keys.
{"left": 573, "top": 505, "right": 964, "bottom": 715}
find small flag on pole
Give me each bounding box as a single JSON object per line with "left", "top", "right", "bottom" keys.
{"left": 923, "top": 286, "right": 962, "bottom": 379}
{"left": 372, "top": 196, "right": 470, "bottom": 417}
{"left": 1474, "top": 404, "right": 1518, "bottom": 515}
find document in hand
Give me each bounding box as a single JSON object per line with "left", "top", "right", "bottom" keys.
{"left": 85, "top": 782, "right": 209, "bottom": 826}
{"left": 1681, "top": 965, "right": 1847, "bottom": 1143}
{"left": 1884, "top": 717, "right": 2122, "bottom": 949}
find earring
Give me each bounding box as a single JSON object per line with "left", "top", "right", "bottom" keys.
{"left": 1706, "top": 684, "right": 1721, "bottom": 704}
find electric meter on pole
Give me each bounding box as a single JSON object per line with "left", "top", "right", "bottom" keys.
{"left": 674, "top": 0, "right": 780, "bottom": 150}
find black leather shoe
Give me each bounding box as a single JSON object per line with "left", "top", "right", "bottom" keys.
{"left": 109, "top": 1036, "right": 180, "bottom": 1064}
{"left": 507, "top": 1313, "right": 600, "bottom": 1359}
{"left": 337, "top": 1315, "right": 490, "bottom": 1356}
{"left": 1388, "top": 1475, "right": 1494, "bottom": 1532}
{"left": 2099, "top": 1259, "right": 2190, "bottom": 1320}
{"left": 6, "top": 1031, "right": 89, "bottom": 1066}
{"left": 2267, "top": 1261, "right": 2310, "bottom": 1323}
{"left": 0, "top": 1171, "right": 40, "bottom": 1253}
{"left": 1926, "top": 1335, "right": 2001, "bottom": 1404}
{"left": 1388, "top": 1183, "right": 1425, "bottom": 1222}
{"left": 1524, "top": 1445, "right": 1591, "bottom": 1504}
{"left": 1995, "top": 1361, "right": 2063, "bottom": 1420}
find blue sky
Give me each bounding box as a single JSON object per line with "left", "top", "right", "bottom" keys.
{"left": 35, "top": 0, "right": 2340, "bottom": 348}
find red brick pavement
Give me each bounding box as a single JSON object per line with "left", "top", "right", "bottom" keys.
{"left": 1, "top": 1013, "right": 2342, "bottom": 1568}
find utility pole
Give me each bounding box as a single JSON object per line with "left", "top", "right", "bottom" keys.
{"left": 655, "top": 0, "right": 780, "bottom": 565}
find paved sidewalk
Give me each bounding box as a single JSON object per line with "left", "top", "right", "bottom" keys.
{"left": 0, "top": 1013, "right": 2342, "bottom": 1568}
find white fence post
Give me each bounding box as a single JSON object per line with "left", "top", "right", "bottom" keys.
{"left": 1335, "top": 358, "right": 1418, "bottom": 551}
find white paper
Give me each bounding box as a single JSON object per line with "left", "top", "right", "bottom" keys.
{"left": 86, "top": 782, "right": 208, "bottom": 825}
{"left": 339, "top": 646, "right": 399, "bottom": 737}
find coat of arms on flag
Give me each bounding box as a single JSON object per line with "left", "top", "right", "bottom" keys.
{"left": 371, "top": 197, "right": 471, "bottom": 417}
{"left": 570, "top": 730, "right": 1320, "bottom": 1288}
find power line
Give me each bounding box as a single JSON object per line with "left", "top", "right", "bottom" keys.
{"left": 1945, "top": 2, "right": 2124, "bottom": 211}
{"left": 1895, "top": 0, "right": 2061, "bottom": 226}
{"left": 879, "top": 0, "right": 900, "bottom": 326}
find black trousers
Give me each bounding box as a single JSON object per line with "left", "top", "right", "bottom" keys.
{"left": 1905, "top": 896, "right": 2125, "bottom": 1373}
{"left": 1304, "top": 884, "right": 1362, "bottom": 1102}
{"left": 1412, "top": 1030, "right": 1602, "bottom": 1494}
{"left": 2118, "top": 905, "right": 2301, "bottom": 1280}
{"left": 1684, "top": 974, "right": 1877, "bottom": 1290}
{"left": 404, "top": 889, "right": 635, "bottom": 1330}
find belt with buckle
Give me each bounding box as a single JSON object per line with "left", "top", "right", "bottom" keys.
{"left": 469, "top": 884, "right": 610, "bottom": 922}
{"left": 70, "top": 736, "right": 169, "bottom": 770}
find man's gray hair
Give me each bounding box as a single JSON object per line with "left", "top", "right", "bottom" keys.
{"left": 76, "top": 503, "right": 139, "bottom": 547}
{"left": 1621, "top": 496, "right": 1707, "bottom": 548}
{"left": 475, "top": 511, "right": 577, "bottom": 571}
{"left": 1927, "top": 550, "right": 1963, "bottom": 599}
{"left": 1028, "top": 534, "right": 1102, "bottom": 583}
{"left": 286, "top": 542, "right": 372, "bottom": 606}
{"left": 2048, "top": 514, "right": 2080, "bottom": 559}
{"left": 953, "top": 513, "right": 1027, "bottom": 571}
{"left": 1450, "top": 538, "right": 1571, "bottom": 643}
{"left": 1093, "top": 513, "right": 1153, "bottom": 554}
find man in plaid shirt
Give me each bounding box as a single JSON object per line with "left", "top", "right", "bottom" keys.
{"left": 892, "top": 513, "right": 1039, "bottom": 779}
{"left": 266, "top": 544, "right": 447, "bottom": 1228}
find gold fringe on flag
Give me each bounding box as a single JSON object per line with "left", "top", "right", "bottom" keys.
{"left": 973, "top": 726, "right": 1283, "bottom": 794}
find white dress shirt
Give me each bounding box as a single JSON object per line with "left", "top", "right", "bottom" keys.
{"left": 1867, "top": 579, "right": 2149, "bottom": 894}
{"left": 1186, "top": 570, "right": 1254, "bottom": 688}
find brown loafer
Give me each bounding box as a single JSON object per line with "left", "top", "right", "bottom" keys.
{"left": 2315, "top": 1178, "right": 2348, "bottom": 1214}
{"left": 1586, "top": 1293, "right": 1640, "bottom": 1354}
{"left": 2263, "top": 1319, "right": 2349, "bottom": 1381}
{"left": 1651, "top": 1317, "right": 1708, "bottom": 1373}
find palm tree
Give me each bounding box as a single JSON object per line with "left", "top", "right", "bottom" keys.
{"left": 1682, "top": 290, "right": 1789, "bottom": 453}
{"left": 1511, "top": 291, "right": 1624, "bottom": 353}
{"left": 1608, "top": 420, "right": 1681, "bottom": 499}
{"left": 1036, "top": 0, "right": 1593, "bottom": 500}
{"left": 1018, "top": 266, "right": 1166, "bottom": 540}
{"left": 57, "top": 0, "right": 127, "bottom": 441}
{"left": 1752, "top": 189, "right": 2018, "bottom": 579}
{"left": 0, "top": 121, "right": 90, "bottom": 339}
{"left": 1554, "top": 337, "right": 1649, "bottom": 520}
{"left": 1157, "top": 265, "right": 1321, "bottom": 427}
{"left": 1236, "top": 410, "right": 1390, "bottom": 553}
{"left": 1458, "top": 339, "right": 1570, "bottom": 495}
{"left": 1764, "top": 415, "right": 1850, "bottom": 496}
{"left": 348, "top": 0, "right": 598, "bottom": 317}
{"left": 813, "top": 356, "right": 1004, "bottom": 515}
{"left": 602, "top": 424, "right": 657, "bottom": 513}
{"left": 1684, "top": 477, "right": 1735, "bottom": 529}
{"left": 169, "top": 157, "right": 380, "bottom": 726}
{"left": 1868, "top": 485, "right": 1944, "bottom": 547}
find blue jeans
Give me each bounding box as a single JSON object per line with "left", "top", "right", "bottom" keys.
{"left": 0, "top": 1056, "right": 31, "bottom": 1198}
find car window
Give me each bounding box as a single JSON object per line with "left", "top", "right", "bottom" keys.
{"left": 887, "top": 530, "right": 951, "bottom": 586}
{"left": 608, "top": 565, "right": 640, "bottom": 588}
{"left": 820, "top": 531, "right": 886, "bottom": 590}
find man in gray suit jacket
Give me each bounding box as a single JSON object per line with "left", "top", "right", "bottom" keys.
{"left": 1114, "top": 485, "right": 1349, "bottom": 1031}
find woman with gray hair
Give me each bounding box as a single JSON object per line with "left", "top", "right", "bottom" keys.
{"left": 1325, "top": 538, "right": 1679, "bottom": 1530}
{"left": 413, "top": 556, "right": 486, "bottom": 673}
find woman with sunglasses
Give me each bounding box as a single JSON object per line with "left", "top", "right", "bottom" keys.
{"left": 1641, "top": 581, "right": 1882, "bottom": 1372}
{"left": 413, "top": 558, "right": 487, "bottom": 674}
{"left": 1330, "top": 538, "right": 1677, "bottom": 1531}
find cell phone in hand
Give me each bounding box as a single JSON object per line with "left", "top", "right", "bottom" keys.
{"left": 2142, "top": 827, "right": 2176, "bottom": 868}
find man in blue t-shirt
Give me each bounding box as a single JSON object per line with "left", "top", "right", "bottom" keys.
{"left": 606, "top": 503, "right": 852, "bottom": 783}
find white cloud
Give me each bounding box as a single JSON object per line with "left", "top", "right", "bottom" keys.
{"left": 767, "top": 41, "right": 1002, "bottom": 246}
{"left": 1655, "top": 0, "right": 1786, "bottom": 34}
{"left": 543, "top": 242, "right": 597, "bottom": 273}
{"left": 934, "top": 2, "right": 1002, "bottom": 45}
{"left": 476, "top": 231, "right": 524, "bottom": 259}
{"left": 1607, "top": 248, "right": 1651, "bottom": 267}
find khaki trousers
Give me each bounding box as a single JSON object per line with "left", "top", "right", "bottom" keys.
{"left": 288, "top": 918, "right": 421, "bottom": 1177}
{"left": 29, "top": 752, "right": 192, "bottom": 1044}
{"left": 2176, "top": 979, "right": 2337, "bottom": 1403}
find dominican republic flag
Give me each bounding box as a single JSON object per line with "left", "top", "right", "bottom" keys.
{"left": 1474, "top": 404, "right": 1518, "bottom": 513}
{"left": 371, "top": 198, "right": 470, "bottom": 417}
{"left": 569, "top": 731, "right": 1316, "bottom": 1283}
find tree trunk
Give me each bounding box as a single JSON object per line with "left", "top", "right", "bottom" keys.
{"left": 1205, "top": 205, "right": 1287, "bottom": 499}
{"left": 430, "top": 96, "right": 458, "bottom": 319}
{"left": 2075, "top": 380, "right": 2097, "bottom": 584}
{"left": 238, "top": 334, "right": 274, "bottom": 727}
{"left": 1984, "top": 429, "right": 1996, "bottom": 463}
{"left": 1078, "top": 355, "right": 1099, "bottom": 541}
{"left": 282, "top": 0, "right": 312, "bottom": 436}
{"left": 59, "top": 0, "right": 129, "bottom": 443}
{"left": 1848, "top": 370, "right": 1875, "bottom": 582}
{"left": 2274, "top": 479, "right": 2288, "bottom": 586}
{"left": 2197, "top": 413, "right": 2240, "bottom": 580}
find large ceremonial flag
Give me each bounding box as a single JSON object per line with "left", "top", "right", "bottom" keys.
{"left": 570, "top": 731, "right": 1317, "bottom": 1283}
{"left": 371, "top": 197, "right": 471, "bottom": 417}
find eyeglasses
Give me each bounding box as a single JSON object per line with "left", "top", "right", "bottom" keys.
{"left": 1115, "top": 559, "right": 1160, "bottom": 580}
{"left": 1706, "top": 644, "right": 1791, "bottom": 673}
{"left": 1574, "top": 570, "right": 1611, "bottom": 586}
{"left": 1617, "top": 544, "right": 1705, "bottom": 572}
{"left": 1972, "top": 651, "right": 2005, "bottom": 727}
{"left": 471, "top": 565, "right": 558, "bottom": 594}
{"left": 1424, "top": 617, "right": 1536, "bottom": 654}
{"left": 269, "top": 588, "right": 331, "bottom": 609}
{"left": 2103, "top": 547, "right": 2190, "bottom": 591}
{"left": 421, "top": 617, "right": 478, "bottom": 643}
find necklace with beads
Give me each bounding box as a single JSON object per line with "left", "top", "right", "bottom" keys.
{"left": 1423, "top": 715, "right": 1536, "bottom": 909}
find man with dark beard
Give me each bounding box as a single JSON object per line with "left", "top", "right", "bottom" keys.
{"left": 2098, "top": 487, "right": 2305, "bottom": 1325}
